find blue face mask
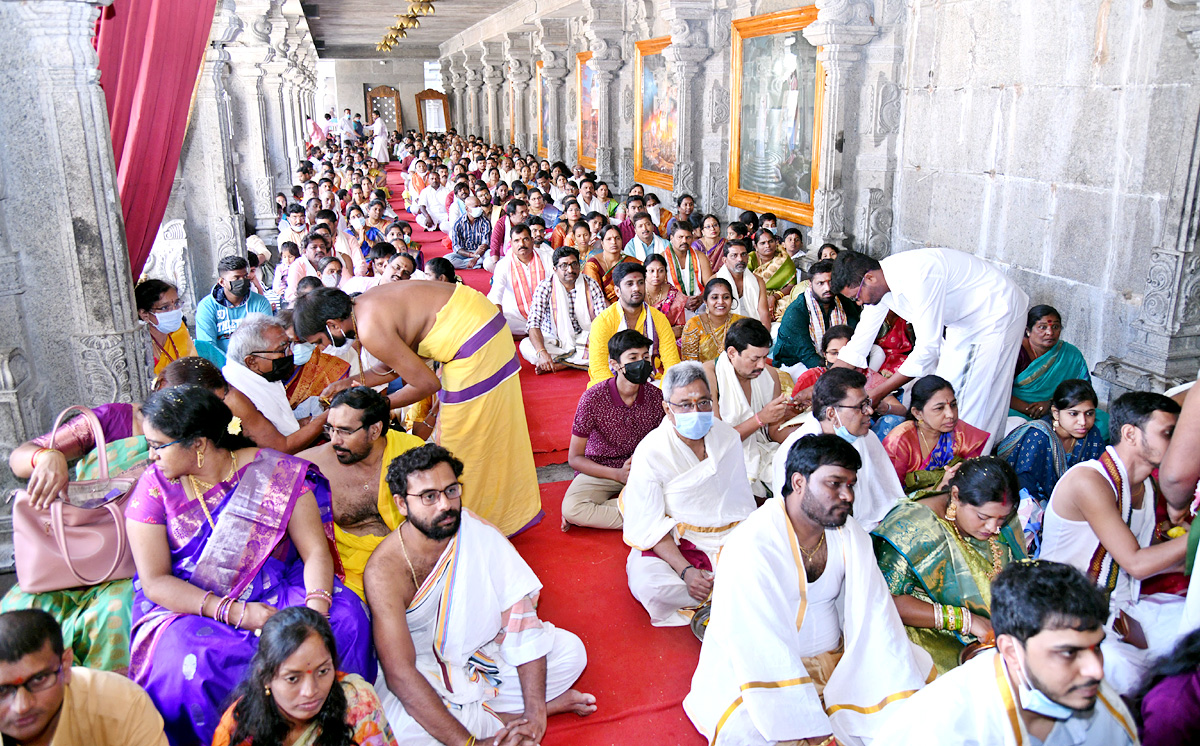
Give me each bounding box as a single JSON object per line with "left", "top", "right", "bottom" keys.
{"left": 292, "top": 342, "right": 316, "bottom": 366}
{"left": 833, "top": 411, "right": 859, "bottom": 444}
{"left": 672, "top": 411, "right": 713, "bottom": 440}
{"left": 1016, "top": 654, "right": 1076, "bottom": 721}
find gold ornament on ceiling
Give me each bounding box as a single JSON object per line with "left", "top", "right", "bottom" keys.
{"left": 408, "top": 0, "right": 435, "bottom": 17}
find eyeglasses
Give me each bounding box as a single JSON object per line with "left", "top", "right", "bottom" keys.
{"left": 151, "top": 299, "right": 183, "bottom": 313}
{"left": 668, "top": 398, "right": 714, "bottom": 413}
{"left": 250, "top": 342, "right": 293, "bottom": 358}
{"left": 406, "top": 482, "right": 463, "bottom": 506}
{"left": 0, "top": 666, "right": 63, "bottom": 702}
{"left": 323, "top": 423, "right": 366, "bottom": 438}
{"left": 835, "top": 399, "right": 874, "bottom": 414}
{"left": 147, "top": 438, "right": 183, "bottom": 453}
{"left": 556, "top": 261, "right": 581, "bottom": 271}
{"left": 853, "top": 281, "right": 866, "bottom": 303}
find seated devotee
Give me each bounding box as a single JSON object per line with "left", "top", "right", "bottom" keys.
{"left": 549, "top": 199, "right": 584, "bottom": 248}
{"left": 680, "top": 278, "right": 745, "bottom": 363}
{"left": 872, "top": 457, "right": 1027, "bottom": 673}
{"left": 643, "top": 253, "right": 687, "bottom": 337}
{"left": 197, "top": 255, "right": 273, "bottom": 355}
{"left": 274, "top": 308, "right": 350, "bottom": 419}
{"left": 521, "top": 246, "right": 606, "bottom": 372}
{"left": 883, "top": 375, "right": 989, "bottom": 495}
{"left": 746, "top": 228, "right": 796, "bottom": 320}
{"left": 623, "top": 210, "right": 670, "bottom": 262}
{"left": 223, "top": 314, "right": 327, "bottom": 448}
{"left": 213, "top": 607, "right": 397, "bottom": 746}
{"left": 885, "top": 561, "right": 1136, "bottom": 745}
{"left": 1135, "top": 627, "right": 1200, "bottom": 746}
{"left": 664, "top": 220, "right": 712, "bottom": 312}
{"left": 318, "top": 255, "right": 346, "bottom": 290}
{"left": 684, "top": 434, "right": 935, "bottom": 745}
{"left": 342, "top": 242, "right": 398, "bottom": 294}
{"left": 564, "top": 330, "right": 665, "bottom": 530}
{"left": 1039, "top": 392, "right": 1189, "bottom": 695}
{"left": 124, "top": 385, "right": 375, "bottom": 745}
{"left": 692, "top": 213, "right": 727, "bottom": 271}
{"left": 0, "top": 609, "right": 168, "bottom": 746}
{"left": 702, "top": 318, "right": 796, "bottom": 498}
{"left": 782, "top": 227, "right": 806, "bottom": 264}
{"left": 135, "top": 279, "right": 196, "bottom": 378}
{"left": 526, "top": 188, "right": 561, "bottom": 229}
{"left": 996, "top": 379, "right": 1106, "bottom": 554}
{"left": 447, "top": 195, "right": 492, "bottom": 269}
{"left": 413, "top": 170, "right": 450, "bottom": 232}
{"left": 646, "top": 192, "right": 673, "bottom": 235}
{"left": 271, "top": 241, "right": 300, "bottom": 301}
{"left": 773, "top": 367, "right": 905, "bottom": 531}
{"left": 278, "top": 203, "right": 310, "bottom": 248}
{"left": 286, "top": 234, "right": 331, "bottom": 304}
{"left": 585, "top": 224, "right": 640, "bottom": 304}
{"left": 614, "top": 194, "right": 645, "bottom": 244}
{"left": 298, "top": 386, "right": 424, "bottom": 600}
{"left": 366, "top": 444, "right": 595, "bottom": 745}
{"left": 817, "top": 243, "right": 840, "bottom": 261}
{"left": 423, "top": 256, "right": 457, "bottom": 284}
{"left": 622, "top": 362, "right": 757, "bottom": 626}
{"left": 788, "top": 324, "right": 853, "bottom": 406}
{"left": 486, "top": 199, "right": 530, "bottom": 270}
{"left": 712, "top": 239, "right": 769, "bottom": 328}
{"left": 772, "top": 259, "right": 861, "bottom": 375}
{"left": 587, "top": 261, "right": 680, "bottom": 388}
{"left": 665, "top": 193, "right": 697, "bottom": 238}
{"left": 1010, "top": 304, "right": 1098, "bottom": 423}
{"left": 487, "top": 224, "right": 551, "bottom": 335}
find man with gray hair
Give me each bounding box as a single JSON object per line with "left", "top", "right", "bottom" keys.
{"left": 621, "top": 361, "right": 757, "bottom": 626}
{"left": 221, "top": 313, "right": 326, "bottom": 450}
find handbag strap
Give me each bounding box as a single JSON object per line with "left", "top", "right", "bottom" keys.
{"left": 50, "top": 500, "right": 128, "bottom": 586}
{"left": 47, "top": 406, "right": 109, "bottom": 479}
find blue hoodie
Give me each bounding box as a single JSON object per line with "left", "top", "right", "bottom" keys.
{"left": 195, "top": 284, "right": 272, "bottom": 354}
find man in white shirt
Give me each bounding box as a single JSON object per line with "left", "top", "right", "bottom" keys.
{"left": 832, "top": 248, "right": 1028, "bottom": 450}
{"left": 714, "top": 239, "right": 770, "bottom": 328}
{"left": 414, "top": 171, "right": 451, "bottom": 233}
{"left": 487, "top": 224, "right": 552, "bottom": 335}
{"left": 623, "top": 211, "right": 670, "bottom": 262}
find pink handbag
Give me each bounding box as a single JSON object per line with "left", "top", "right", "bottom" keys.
{"left": 11, "top": 406, "right": 140, "bottom": 593}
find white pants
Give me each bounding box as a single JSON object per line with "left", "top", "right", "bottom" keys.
{"left": 378, "top": 624, "right": 587, "bottom": 745}
{"left": 518, "top": 337, "right": 541, "bottom": 365}
{"left": 627, "top": 548, "right": 709, "bottom": 627}
{"left": 1103, "top": 593, "right": 1186, "bottom": 695}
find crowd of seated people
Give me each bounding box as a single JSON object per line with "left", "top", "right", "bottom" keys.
{"left": 5, "top": 124, "right": 1198, "bottom": 746}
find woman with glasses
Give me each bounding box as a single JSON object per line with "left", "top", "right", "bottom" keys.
{"left": 882, "top": 375, "right": 989, "bottom": 496}
{"left": 125, "top": 385, "right": 375, "bottom": 746}
{"left": 690, "top": 214, "right": 727, "bottom": 272}
{"left": 871, "top": 457, "right": 1027, "bottom": 672}
{"left": 135, "top": 279, "right": 197, "bottom": 378}
{"left": 746, "top": 229, "right": 797, "bottom": 323}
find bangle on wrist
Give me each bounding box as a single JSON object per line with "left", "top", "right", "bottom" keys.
{"left": 753, "top": 411, "right": 765, "bottom": 428}
{"left": 679, "top": 565, "right": 693, "bottom": 580}
{"left": 199, "top": 591, "right": 214, "bottom": 619}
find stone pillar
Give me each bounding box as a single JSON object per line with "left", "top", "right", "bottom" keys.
{"left": 583, "top": 0, "right": 625, "bottom": 182}
{"left": 440, "top": 57, "right": 456, "bottom": 129}
{"left": 448, "top": 53, "right": 468, "bottom": 134}
{"left": 0, "top": 0, "right": 150, "bottom": 484}
{"left": 227, "top": 0, "right": 280, "bottom": 243}
{"left": 661, "top": 2, "right": 712, "bottom": 201}
{"left": 463, "top": 48, "right": 484, "bottom": 139}
{"left": 803, "top": 2, "right": 877, "bottom": 244}
{"left": 259, "top": 3, "right": 294, "bottom": 190}
{"left": 482, "top": 41, "right": 505, "bottom": 145}
{"left": 504, "top": 33, "right": 533, "bottom": 152}
{"left": 536, "top": 19, "right": 571, "bottom": 162}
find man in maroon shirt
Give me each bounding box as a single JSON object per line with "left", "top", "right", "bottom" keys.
{"left": 563, "top": 330, "right": 664, "bottom": 531}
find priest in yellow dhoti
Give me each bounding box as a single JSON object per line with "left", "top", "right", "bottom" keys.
{"left": 298, "top": 386, "right": 425, "bottom": 598}
{"left": 295, "top": 283, "right": 542, "bottom": 537}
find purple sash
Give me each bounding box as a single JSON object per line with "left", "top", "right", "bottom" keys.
{"left": 439, "top": 311, "right": 521, "bottom": 405}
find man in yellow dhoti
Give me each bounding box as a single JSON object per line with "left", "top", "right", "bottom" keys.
{"left": 684, "top": 434, "right": 935, "bottom": 745}
{"left": 298, "top": 386, "right": 424, "bottom": 599}
{"left": 295, "top": 284, "right": 541, "bottom": 536}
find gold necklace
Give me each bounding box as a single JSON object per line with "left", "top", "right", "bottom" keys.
{"left": 700, "top": 314, "right": 732, "bottom": 348}
{"left": 949, "top": 519, "right": 1005, "bottom": 579}
{"left": 397, "top": 525, "right": 420, "bottom": 589}
{"left": 350, "top": 309, "right": 366, "bottom": 387}
{"left": 188, "top": 451, "right": 238, "bottom": 532}
{"left": 798, "top": 532, "right": 825, "bottom": 564}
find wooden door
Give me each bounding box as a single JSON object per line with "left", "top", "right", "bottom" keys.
{"left": 415, "top": 89, "right": 450, "bottom": 133}
{"left": 365, "top": 85, "right": 402, "bottom": 133}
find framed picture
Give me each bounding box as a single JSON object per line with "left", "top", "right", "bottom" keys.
{"left": 577, "top": 51, "right": 597, "bottom": 170}
{"left": 536, "top": 59, "right": 548, "bottom": 158}
{"left": 508, "top": 79, "right": 516, "bottom": 145}
{"left": 728, "top": 7, "right": 824, "bottom": 225}
{"left": 634, "top": 37, "right": 675, "bottom": 190}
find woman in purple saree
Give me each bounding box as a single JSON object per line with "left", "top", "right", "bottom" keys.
{"left": 125, "top": 385, "right": 375, "bottom": 746}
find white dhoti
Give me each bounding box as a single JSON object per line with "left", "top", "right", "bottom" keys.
{"left": 714, "top": 351, "right": 779, "bottom": 497}
{"left": 622, "top": 419, "right": 757, "bottom": 626}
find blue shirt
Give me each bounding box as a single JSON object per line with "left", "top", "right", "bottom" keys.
{"left": 195, "top": 285, "right": 272, "bottom": 354}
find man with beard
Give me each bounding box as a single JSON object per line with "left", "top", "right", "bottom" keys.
{"left": 685, "top": 433, "right": 935, "bottom": 745}
{"left": 367, "top": 444, "right": 596, "bottom": 746}
{"left": 586, "top": 262, "right": 680, "bottom": 387}
{"left": 713, "top": 239, "right": 771, "bottom": 328}
{"left": 521, "top": 246, "right": 606, "bottom": 372}
{"left": 773, "top": 259, "right": 860, "bottom": 377}
{"left": 1040, "top": 392, "right": 1190, "bottom": 695}
{"left": 885, "top": 561, "right": 1137, "bottom": 745}
{"left": 298, "top": 386, "right": 424, "bottom": 599}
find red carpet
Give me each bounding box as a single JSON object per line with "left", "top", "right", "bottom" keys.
{"left": 512, "top": 482, "right": 705, "bottom": 746}
{"left": 519, "top": 357, "right": 589, "bottom": 455}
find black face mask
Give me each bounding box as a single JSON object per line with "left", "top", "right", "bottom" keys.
{"left": 261, "top": 354, "right": 296, "bottom": 383}
{"left": 620, "top": 359, "right": 654, "bottom": 385}
{"left": 227, "top": 278, "right": 251, "bottom": 298}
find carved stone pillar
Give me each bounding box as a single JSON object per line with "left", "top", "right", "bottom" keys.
{"left": 227, "top": 1, "right": 280, "bottom": 243}
{"left": 504, "top": 33, "right": 533, "bottom": 150}
{"left": 537, "top": 19, "right": 571, "bottom": 162}
{"left": 258, "top": 3, "right": 294, "bottom": 190}
{"left": 463, "top": 48, "right": 484, "bottom": 139}
{"left": 659, "top": 3, "right": 712, "bottom": 200}
{"left": 583, "top": 0, "right": 624, "bottom": 181}
{"left": 482, "top": 41, "right": 505, "bottom": 145}
{"left": 448, "top": 53, "right": 468, "bottom": 134}
{"left": 803, "top": 2, "right": 876, "bottom": 243}
{"left": 440, "top": 57, "right": 456, "bottom": 129}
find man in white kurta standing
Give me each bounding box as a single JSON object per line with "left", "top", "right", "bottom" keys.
{"left": 684, "top": 433, "right": 935, "bottom": 746}
{"left": 831, "top": 248, "right": 1028, "bottom": 450}
{"left": 621, "top": 361, "right": 757, "bottom": 627}
{"left": 368, "top": 109, "right": 390, "bottom": 164}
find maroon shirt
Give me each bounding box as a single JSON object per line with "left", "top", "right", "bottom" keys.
{"left": 572, "top": 378, "right": 664, "bottom": 469}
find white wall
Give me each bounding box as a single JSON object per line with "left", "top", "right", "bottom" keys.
{"left": 331, "top": 57, "right": 432, "bottom": 134}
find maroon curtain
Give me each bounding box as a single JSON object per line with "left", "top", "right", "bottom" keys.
{"left": 96, "top": 0, "right": 218, "bottom": 278}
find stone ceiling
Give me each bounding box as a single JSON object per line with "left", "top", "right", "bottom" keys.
{"left": 304, "top": 0, "right": 512, "bottom": 58}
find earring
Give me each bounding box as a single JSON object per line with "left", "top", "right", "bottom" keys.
{"left": 196, "top": 449, "right": 205, "bottom": 470}
{"left": 946, "top": 500, "right": 958, "bottom": 522}
{"left": 264, "top": 685, "right": 272, "bottom": 696}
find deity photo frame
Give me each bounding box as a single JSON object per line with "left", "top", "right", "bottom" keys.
{"left": 634, "top": 37, "right": 675, "bottom": 190}
{"left": 577, "top": 51, "right": 598, "bottom": 170}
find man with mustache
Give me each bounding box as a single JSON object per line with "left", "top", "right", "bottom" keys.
{"left": 774, "top": 258, "right": 860, "bottom": 378}
{"left": 367, "top": 444, "right": 596, "bottom": 746}
{"left": 886, "top": 561, "right": 1137, "bottom": 746}
{"left": 520, "top": 246, "right": 606, "bottom": 373}
{"left": 298, "top": 386, "right": 424, "bottom": 600}
{"left": 586, "top": 262, "right": 680, "bottom": 388}
{"left": 713, "top": 239, "right": 771, "bottom": 328}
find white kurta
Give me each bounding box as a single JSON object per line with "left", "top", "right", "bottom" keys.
{"left": 621, "top": 419, "right": 757, "bottom": 626}
{"left": 771, "top": 419, "right": 904, "bottom": 532}
{"left": 715, "top": 266, "right": 763, "bottom": 325}
{"left": 486, "top": 251, "right": 552, "bottom": 335}
{"left": 840, "top": 248, "right": 1028, "bottom": 450}
{"left": 220, "top": 362, "right": 300, "bottom": 436}
{"left": 369, "top": 118, "right": 390, "bottom": 163}
{"left": 684, "top": 499, "right": 935, "bottom": 745}
{"left": 714, "top": 352, "right": 778, "bottom": 497}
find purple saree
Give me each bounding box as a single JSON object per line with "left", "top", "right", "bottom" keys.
{"left": 126, "top": 448, "right": 375, "bottom": 746}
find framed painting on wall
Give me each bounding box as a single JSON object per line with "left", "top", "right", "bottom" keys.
{"left": 728, "top": 7, "right": 823, "bottom": 225}
{"left": 577, "top": 51, "right": 597, "bottom": 170}
{"left": 634, "top": 37, "right": 676, "bottom": 190}
{"left": 536, "top": 60, "right": 548, "bottom": 158}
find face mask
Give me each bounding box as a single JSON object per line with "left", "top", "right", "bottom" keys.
{"left": 327, "top": 324, "right": 357, "bottom": 348}
{"left": 351, "top": 216, "right": 366, "bottom": 230}
{"left": 228, "top": 278, "right": 251, "bottom": 298}
{"left": 322, "top": 275, "right": 340, "bottom": 288}
{"left": 833, "top": 410, "right": 859, "bottom": 445}
{"left": 672, "top": 411, "right": 713, "bottom": 440}
{"left": 620, "top": 359, "right": 653, "bottom": 385}
{"left": 152, "top": 308, "right": 184, "bottom": 334}
{"left": 292, "top": 342, "right": 316, "bottom": 366}
{"left": 1015, "top": 653, "right": 1075, "bottom": 721}
{"left": 401, "top": 234, "right": 411, "bottom": 244}
{"left": 468, "top": 206, "right": 484, "bottom": 218}
{"left": 648, "top": 205, "right": 662, "bottom": 223}
{"left": 261, "top": 354, "right": 295, "bottom": 383}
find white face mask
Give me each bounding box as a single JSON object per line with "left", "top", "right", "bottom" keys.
{"left": 647, "top": 205, "right": 662, "bottom": 223}
{"left": 321, "top": 275, "right": 340, "bottom": 288}
{"left": 151, "top": 308, "right": 184, "bottom": 334}
{"left": 468, "top": 206, "right": 484, "bottom": 218}
{"left": 292, "top": 342, "right": 316, "bottom": 366}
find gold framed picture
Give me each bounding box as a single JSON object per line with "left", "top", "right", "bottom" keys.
{"left": 577, "top": 51, "right": 598, "bottom": 170}
{"left": 634, "top": 37, "right": 675, "bottom": 190}
{"left": 536, "top": 59, "right": 548, "bottom": 158}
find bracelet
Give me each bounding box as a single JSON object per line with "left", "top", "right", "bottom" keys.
{"left": 199, "top": 591, "right": 214, "bottom": 619}
{"left": 30, "top": 447, "right": 52, "bottom": 470}
{"left": 962, "top": 607, "right": 973, "bottom": 636}
{"left": 753, "top": 411, "right": 765, "bottom": 428}
{"left": 234, "top": 601, "right": 248, "bottom": 630}
{"left": 305, "top": 589, "right": 334, "bottom": 606}
{"left": 679, "top": 566, "right": 693, "bottom": 580}
{"left": 464, "top": 736, "right": 476, "bottom": 746}
{"left": 218, "top": 597, "right": 234, "bottom": 625}
{"left": 933, "top": 602, "right": 943, "bottom": 631}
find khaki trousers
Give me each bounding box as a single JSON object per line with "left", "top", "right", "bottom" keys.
{"left": 562, "top": 473, "right": 624, "bottom": 529}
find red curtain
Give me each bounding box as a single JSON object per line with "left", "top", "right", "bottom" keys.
{"left": 96, "top": 0, "right": 218, "bottom": 279}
